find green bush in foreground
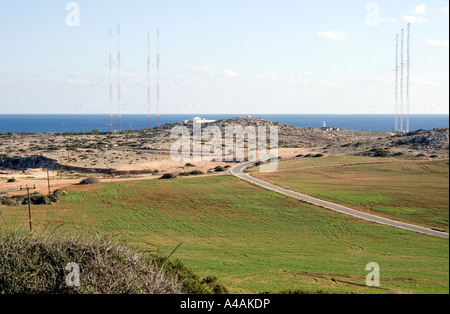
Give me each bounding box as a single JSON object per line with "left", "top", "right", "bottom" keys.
{"left": 153, "top": 258, "right": 228, "bottom": 294}
{"left": 0, "top": 233, "right": 182, "bottom": 294}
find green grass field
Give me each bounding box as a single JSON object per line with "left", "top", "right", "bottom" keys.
{"left": 1, "top": 175, "right": 448, "bottom": 294}
{"left": 252, "top": 156, "right": 449, "bottom": 232}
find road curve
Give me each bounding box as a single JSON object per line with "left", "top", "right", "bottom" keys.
{"left": 231, "top": 161, "right": 449, "bottom": 239}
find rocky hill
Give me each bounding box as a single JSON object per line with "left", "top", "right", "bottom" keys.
{"left": 1, "top": 117, "right": 448, "bottom": 172}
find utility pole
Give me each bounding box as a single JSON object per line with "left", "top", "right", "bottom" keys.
{"left": 20, "top": 185, "right": 36, "bottom": 233}
{"left": 47, "top": 169, "right": 51, "bottom": 197}
{"left": 60, "top": 155, "right": 63, "bottom": 180}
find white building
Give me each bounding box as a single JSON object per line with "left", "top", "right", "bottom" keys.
{"left": 184, "top": 117, "right": 216, "bottom": 124}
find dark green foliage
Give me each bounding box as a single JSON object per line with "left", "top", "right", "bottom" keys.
{"left": 79, "top": 177, "right": 100, "bottom": 185}
{"left": 22, "top": 195, "right": 51, "bottom": 206}
{"left": 361, "top": 148, "right": 392, "bottom": 158}
{"left": 153, "top": 258, "right": 228, "bottom": 294}
{"left": 1, "top": 190, "right": 67, "bottom": 207}
{"left": 0, "top": 233, "right": 182, "bottom": 294}
{"left": 53, "top": 189, "right": 67, "bottom": 197}
{"left": 202, "top": 276, "right": 229, "bottom": 294}
{"left": 7, "top": 178, "right": 16, "bottom": 183}
{"left": 189, "top": 170, "right": 204, "bottom": 176}
{"left": 214, "top": 166, "right": 226, "bottom": 172}
{"left": 161, "top": 173, "right": 177, "bottom": 179}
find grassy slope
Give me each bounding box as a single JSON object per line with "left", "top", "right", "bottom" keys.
{"left": 252, "top": 156, "right": 449, "bottom": 232}
{"left": 0, "top": 175, "right": 448, "bottom": 294}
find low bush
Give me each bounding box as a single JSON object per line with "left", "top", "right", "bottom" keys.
{"left": 189, "top": 170, "right": 204, "bottom": 176}
{"left": 161, "top": 173, "right": 177, "bottom": 179}
{"left": 0, "top": 233, "right": 182, "bottom": 294}
{"left": 29, "top": 195, "right": 51, "bottom": 205}
{"left": 79, "top": 177, "right": 100, "bottom": 185}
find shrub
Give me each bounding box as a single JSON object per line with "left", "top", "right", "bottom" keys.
{"left": 0, "top": 233, "right": 182, "bottom": 294}
{"left": 214, "top": 166, "right": 226, "bottom": 172}
{"left": 1, "top": 197, "right": 22, "bottom": 207}
{"left": 189, "top": 170, "right": 204, "bottom": 176}
{"left": 7, "top": 178, "right": 16, "bottom": 183}
{"left": 202, "top": 276, "right": 229, "bottom": 295}
{"left": 364, "top": 148, "right": 391, "bottom": 158}
{"left": 22, "top": 195, "right": 51, "bottom": 206}
{"left": 48, "top": 195, "right": 59, "bottom": 203}
{"left": 161, "top": 173, "right": 177, "bottom": 179}
{"left": 313, "top": 154, "right": 324, "bottom": 158}
{"left": 79, "top": 177, "right": 100, "bottom": 185}
{"left": 53, "top": 189, "right": 68, "bottom": 197}
{"left": 154, "top": 258, "right": 228, "bottom": 294}
{"left": 185, "top": 163, "right": 196, "bottom": 168}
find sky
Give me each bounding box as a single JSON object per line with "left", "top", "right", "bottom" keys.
{"left": 0, "top": 0, "right": 448, "bottom": 115}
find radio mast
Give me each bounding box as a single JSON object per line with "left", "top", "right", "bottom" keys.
{"left": 147, "top": 33, "right": 151, "bottom": 129}
{"left": 156, "top": 29, "right": 160, "bottom": 127}
{"left": 117, "top": 25, "right": 122, "bottom": 132}
{"left": 109, "top": 29, "right": 113, "bottom": 132}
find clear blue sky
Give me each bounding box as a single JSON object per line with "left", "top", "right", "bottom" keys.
{"left": 0, "top": 0, "right": 448, "bottom": 114}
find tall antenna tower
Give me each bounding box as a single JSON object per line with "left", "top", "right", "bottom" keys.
{"left": 156, "top": 29, "right": 160, "bottom": 127}
{"left": 147, "top": 33, "right": 151, "bottom": 129}
{"left": 117, "top": 25, "right": 122, "bottom": 132}
{"left": 395, "top": 33, "right": 399, "bottom": 132}
{"left": 406, "top": 23, "right": 411, "bottom": 133}
{"left": 400, "top": 28, "right": 404, "bottom": 132}
{"left": 109, "top": 29, "right": 113, "bottom": 132}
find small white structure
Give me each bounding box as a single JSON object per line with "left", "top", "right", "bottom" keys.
{"left": 184, "top": 117, "right": 216, "bottom": 124}
{"left": 321, "top": 122, "right": 340, "bottom": 132}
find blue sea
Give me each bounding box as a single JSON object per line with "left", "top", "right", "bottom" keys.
{"left": 0, "top": 114, "right": 448, "bottom": 133}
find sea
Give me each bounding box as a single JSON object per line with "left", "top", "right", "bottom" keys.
{"left": 0, "top": 114, "right": 448, "bottom": 133}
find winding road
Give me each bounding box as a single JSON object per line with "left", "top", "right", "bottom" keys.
{"left": 231, "top": 161, "right": 449, "bottom": 239}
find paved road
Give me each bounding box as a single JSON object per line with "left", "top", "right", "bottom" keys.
{"left": 231, "top": 161, "right": 449, "bottom": 239}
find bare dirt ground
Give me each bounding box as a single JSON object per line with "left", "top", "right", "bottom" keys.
{"left": 0, "top": 147, "right": 312, "bottom": 197}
